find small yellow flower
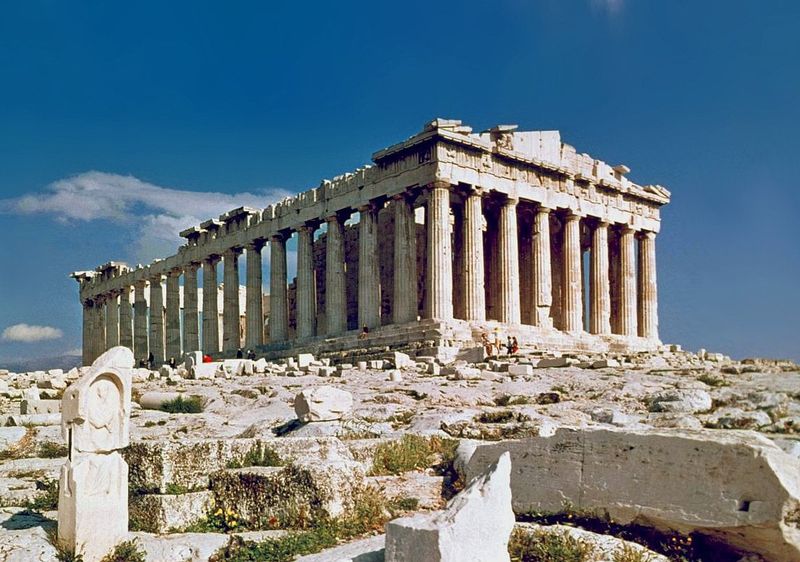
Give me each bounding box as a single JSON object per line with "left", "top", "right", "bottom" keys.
{"left": 215, "top": 508, "right": 223, "bottom": 516}
{"left": 230, "top": 521, "right": 238, "bottom": 527}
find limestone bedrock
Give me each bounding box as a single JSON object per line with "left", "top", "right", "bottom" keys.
{"left": 385, "top": 451, "right": 514, "bottom": 562}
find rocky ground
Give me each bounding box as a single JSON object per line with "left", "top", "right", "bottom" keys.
{"left": 1, "top": 346, "right": 799, "bottom": 561}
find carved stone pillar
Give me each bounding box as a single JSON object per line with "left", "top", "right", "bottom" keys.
{"left": 91, "top": 296, "right": 106, "bottom": 361}
{"left": 222, "top": 248, "right": 241, "bottom": 352}
{"left": 532, "top": 205, "right": 553, "bottom": 327}
{"left": 463, "top": 188, "right": 486, "bottom": 322}
{"left": 183, "top": 264, "right": 200, "bottom": 352}
{"left": 497, "top": 196, "right": 521, "bottom": 324}
{"left": 326, "top": 214, "right": 348, "bottom": 335}
{"left": 202, "top": 256, "right": 220, "bottom": 354}
{"left": 358, "top": 204, "right": 381, "bottom": 329}
{"left": 165, "top": 269, "right": 182, "bottom": 361}
{"left": 638, "top": 231, "right": 659, "bottom": 340}
{"left": 296, "top": 225, "right": 317, "bottom": 339}
{"left": 148, "top": 275, "right": 165, "bottom": 364}
{"left": 133, "top": 280, "right": 148, "bottom": 361}
{"left": 118, "top": 287, "right": 133, "bottom": 350}
{"left": 425, "top": 183, "right": 453, "bottom": 320}
{"left": 590, "top": 221, "right": 611, "bottom": 335}
{"left": 619, "top": 226, "right": 638, "bottom": 337}
{"left": 105, "top": 291, "right": 119, "bottom": 349}
{"left": 393, "top": 195, "right": 418, "bottom": 324}
{"left": 562, "top": 212, "right": 583, "bottom": 332}
{"left": 245, "top": 241, "right": 264, "bottom": 349}
{"left": 269, "top": 234, "right": 289, "bottom": 342}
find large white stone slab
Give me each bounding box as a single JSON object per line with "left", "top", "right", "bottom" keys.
{"left": 294, "top": 386, "right": 354, "bottom": 423}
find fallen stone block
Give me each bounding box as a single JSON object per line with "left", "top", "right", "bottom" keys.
{"left": 647, "top": 388, "right": 712, "bottom": 413}
{"left": 385, "top": 451, "right": 513, "bottom": 562}
{"left": 138, "top": 391, "right": 182, "bottom": 410}
{"left": 0, "top": 426, "right": 28, "bottom": 449}
{"left": 298, "top": 353, "right": 315, "bottom": 369}
{"left": 5, "top": 413, "right": 61, "bottom": 426}
{"left": 463, "top": 427, "right": 800, "bottom": 562}
{"left": 591, "top": 358, "right": 621, "bottom": 369}
{"left": 129, "top": 490, "right": 213, "bottom": 533}
{"left": 20, "top": 399, "right": 61, "bottom": 415}
{"left": 507, "top": 364, "right": 533, "bottom": 376}
{"left": 192, "top": 362, "right": 221, "bottom": 379}
{"left": 386, "top": 351, "right": 415, "bottom": 370}
{"left": 296, "top": 535, "right": 385, "bottom": 562}
{"left": 536, "top": 357, "right": 574, "bottom": 368}
{"left": 210, "top": 460, "right": 365, "bottom": 527}
{"left": 295, "top": 386, "right": 353, "bottom": 422}
{"left": 417, "top": 346, "right": 460, "bottom": 365}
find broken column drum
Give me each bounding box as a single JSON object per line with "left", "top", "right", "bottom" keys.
{"left": 71, "top": 118, "right": 670, "bottom": 363}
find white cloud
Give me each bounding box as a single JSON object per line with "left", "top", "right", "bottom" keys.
{"left": 591, "top": 0, "right": 624, "bottom": 14}
{"left": 0, "top": 171, "right": 291, "bottom": 263}
{"left": 2, "top": 324, "right": 64, "bottom": 343}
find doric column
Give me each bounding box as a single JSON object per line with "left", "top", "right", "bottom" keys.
{"left": 93, "top": 296, "right": 106, "bottom": 360}
{"left": 463, "top": 188, "right": 486, "bottom": 321}
{"left": 532, "top": 205, "right": 553, "bottom": 327}
{"left": 119, "top": 287, "right": 133, "bottom": 350}
{"left": 165, "top": 269, "right": 182, "bottom": 361}
{"left": 296, "top": 224, "right": 317, "bottom": 339}
{"left": 269, "top": 234, "right": 289, "bottom": 342}
{"left": 619, "top": 226, "right": 638, "bottom": 336}
{"left": 202, "top": 256, "right": 221, "bottom": 354}
{"left": 222, "top": 248, "right": 241, "bottom": 352}
{"left": 183, "top": 263, "right": 200, "bottom": 352}
{"left": 590, "top": 221, "right": 611, "bottom": 335}
{"left": 105, "top": 291, "right": 119, "bottom": 349}
{"left": 393, "top": 195, "right": 418, "bottom": 324}
{"left": 81, "top": 300, "right": 93, "bottom": 366}
{"left": 638, "top": 231, "right": 659, "bottom": 339}
{"left": 245, "top": 241, "right": 264, "bottom": 349}
{"left": 497, "top": 196, "right": 521, "bottom": 324}
{"left": 133, "top": 280, "right": 148, "bottom": 361}
{"left": 326, "top": 214, "right": 348, "bottom": 335}
{"left": 562, "top": 212, "right": 583, "bottom": 332}
{"left": 358, "top": 204, "right": 381, "bottom": 329}
{"left": 424, "top": 182, "right": 453, "bottom": 320}
{"left": 148, "top": 275, "right": 165, "bottom": 364}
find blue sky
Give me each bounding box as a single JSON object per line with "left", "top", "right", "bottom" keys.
{"left": 0, "top": 0, "right": 798, "bottom": 362}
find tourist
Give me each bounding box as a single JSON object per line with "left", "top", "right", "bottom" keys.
{"left": 506, "top": 336, "right": 514, "bottom": 356}
{"left": 168, "top": 357, "right": 176, "bottom": 369}
{"left": 147, "top": 351, "right": 154, "bottom": 370}
{"left": 493, "top": 327, "right": 503, "bottom": 356}
{"left": 236, "top": 348, "right": 244, "bottom": 359}
{"left": 247, "top": 349, "right": 256, "bottom": 360}
{"left": 202, "top": 354, "right": 213, "bottom": 363}
{"left": 358, "top": 325, "right": 369, "bottom": 339}
{"left": 511, "top": 336, "right": 519, "bottom": 355}
{"left": 481, "top": 332, "right": 493, "bottom": 357}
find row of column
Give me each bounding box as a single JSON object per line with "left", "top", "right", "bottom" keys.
{"left": 82, "top": 182, "right": 659, "bottom": 365}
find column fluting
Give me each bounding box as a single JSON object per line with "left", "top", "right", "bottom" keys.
{"left": 222, "top": 249, "right": 241, "bottom": 352}
{"left": 562, "top": 212, "right": 583, "bottom": 332}
{"left": 183, "top": 264, "right": 200, "bottom": 352}
{"left": 202, "top": 256, "right": 221, "bottom": 354}
{"left": 497, "top": 196, "right": 521, "bottom": 324}
{"left": 269, "top": 234, "right": 289, "bottom": 342}
{"left": 638, "top": 231, "right": 659, "bottom": 340}
{"left": 590, "top": 221, "right": 611, "bottom": 335}
{"left": 463, "top": 188, "right": 486, "bottom": 321}
{"left": 326, "top": 215, "right": 348, "bottom": 335}
{"left": 358, "top": 204, "right": 381, "bottom": 329}
{"left": 148, "top": 275, "right": 165, "bottom": 364}
{"left": 424, "top": 183, "right": 453, "bottom": 320}
{"left": 296, "top": 225, "right": 317, "bottom": 339}
{"left": 105, "top": 291, "right": 119, "bottom": 349}
{"left": 619, "top": 226, "right": 638, "bottom": 337}
{"left": 245, "top": 242, "right": 264, "bottom": 349}
{"left": 119, "top": 287, "right": 133, "bottom": 350}
{"left": 165, "top": 269, "right": 182, "bottom": 361}
{"left": 532, "top": 205, "right": 553, "bottom": 327}
{"left": 393, "top": 195, "right": 418, "bottom": 324}
{"left": 133, "top": 280, "right": 148, "bottom": 362}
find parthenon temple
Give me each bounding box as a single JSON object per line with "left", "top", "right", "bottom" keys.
{"left": 72, "top": 118, "right": 671, "bottom": 366}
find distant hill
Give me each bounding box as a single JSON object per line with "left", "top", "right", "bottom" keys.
{"left": 0, "top": 353, "right": 82, "bottom": 373}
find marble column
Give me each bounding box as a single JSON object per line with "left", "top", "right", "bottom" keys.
{"left": 638, "top": 231, "right": 659, "bottom": 340}
{"left": 296, "top": 225, "right": 317, "bottom": 339}
{"left": 424, "top": 183, "right": 453, "bottom": 320}
{"left": 105, "top": 291, "right": 119, "bottom": 349}
{"left": 94, "top": 298, "right": 106, "bottom": 359}
{"left": 81, "top": 300, "right": 93, "bottom": 366}
{"left": 269, "top": 234, "right": 289, "bottom": 342}
{"left": 165, "top": 269, "right": 182, "bottom": 361}
{"left": 531, "top": 206, "right": 553, "bottom": 327}
{"left": 393, "top": 195, "right": 418, "bottom": 324}
{"left": 119, "top": 287, "right": 133, "bottom": 350}
{"left": 222, "top": 249, "right": 241, "bottom": 352}
{"left": 619, "top": 226, "right": 638, "bottom": 337}
{"left": 245, "top": 241, "right": 264, "bottom": 349}
{"left": 497, "top": 196, "right": 521, "bottom": 324}
{"left": 358, "top": 204, "right": 381, "bottom": 329}
{"left": 562, "top": 212, "right": 583, "bottom": 332}
{"left": 202, "top": 256, "right": 220, "bottom": 354}
{"left": 148, "top": 275, "right": 165, "bottom": 364}
{"left": 326, "top": 214, "right": 348, "bottom": 335}
{"left": 590, "top": 221, "right": 611, "bottom": 335}
{"left": 463, "top": 188, "right": 486, "bottom": 322}
{"left": 133, "top": 281, "right": 148, "bottom": 361}
{"left": 183, "top": 264, "right": 200, "bottom": 352}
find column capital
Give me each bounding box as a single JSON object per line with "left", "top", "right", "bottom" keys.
{"left": 639, "top": 230, "right": 657, "bottom": 240}
{"left": 357, "top": 201, "right": 379, "bottom": 213}
{"left": 463, "top": 184, "right": 484, "bottom": 197}
{"left": 502, "top": 194, "right": 519, "bottom": 207}
{"left": 222, "top": 246, "right": 242, "bottom": 258}
{"left": 167, "top": 267, "right": 182, "bottom": 278}
{"left": 203, "top": 254, "right": 221, "bottom": 266}
{"left": 148, "top": 273, "right": 164, "bottom": 284}
{"left": 134, "top": 279, "right": 148, "bottom": 289}
{"left": 184, "top": 261, "right": 201, "bottom": 272}
{"left": 564, "top": 210, "right": 584, "bottom": 222}
{"left": 425, "top": 180, "right": 451, "bottom": 192}
{"left": 245, "top": 239, "right": 266, "bottom": 252}
{"left": 270, "top": 231, "right": 290, "bottom": 243}
{"left": 595, "top": 219, "right": 611, "bottom": 228}
{"left": 297, "top": 221, "right": 319, "bottom": 234}
{"left": 619, "top": 224, "right": 638, "bottom": 234}
{"left": 535, "top": 204, "right": 554, "bottom": 215}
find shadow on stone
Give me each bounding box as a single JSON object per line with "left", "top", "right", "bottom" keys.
{"left": 0, "top": 509, "right": 56, "bottom": 531}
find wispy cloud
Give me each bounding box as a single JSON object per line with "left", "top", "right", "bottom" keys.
{"left": 591, "top": 0, "right": 624, "bottom": 14}
{"left": 2, "top": 324, "right": 63, "bottom": 343}
{"left": 0, "top": 171, "right": 291, "bottom": 263}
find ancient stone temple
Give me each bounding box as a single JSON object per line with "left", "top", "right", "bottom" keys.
{"left": 71, "top": 118, "right": 670, "bottom": 365}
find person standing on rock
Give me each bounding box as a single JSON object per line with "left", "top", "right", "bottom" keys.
{"left": 493, "top": 327, "right": 503, "bottom": 357}
{"left": 481, "top": 332, "right": 493, "bottom": 358}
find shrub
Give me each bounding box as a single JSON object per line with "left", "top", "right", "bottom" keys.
{"left": 227, "top": 446, "right": 282, "bottom": 469}
{"left": 369, "top": 434, "right": 434, "bottom": 475}
{"left": 27, "top": 479, "right": 59, "bottom": 512}
{"left": 159, "top": 395, "right": 203, "bottom": 414}
{"left": 39, "top": 441, "right": 69, "bottom": 458}
{"left": 508, "top": 528, "right": 595, "bottom": 562}
{"left": 100, "top": 540, "right": 146, "bottom": 562}
{"left": 46, "top": 527, "right": 83, "bottom": 562}
{"left": 613, "top": 543, "right": 655, "bottom": 562}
